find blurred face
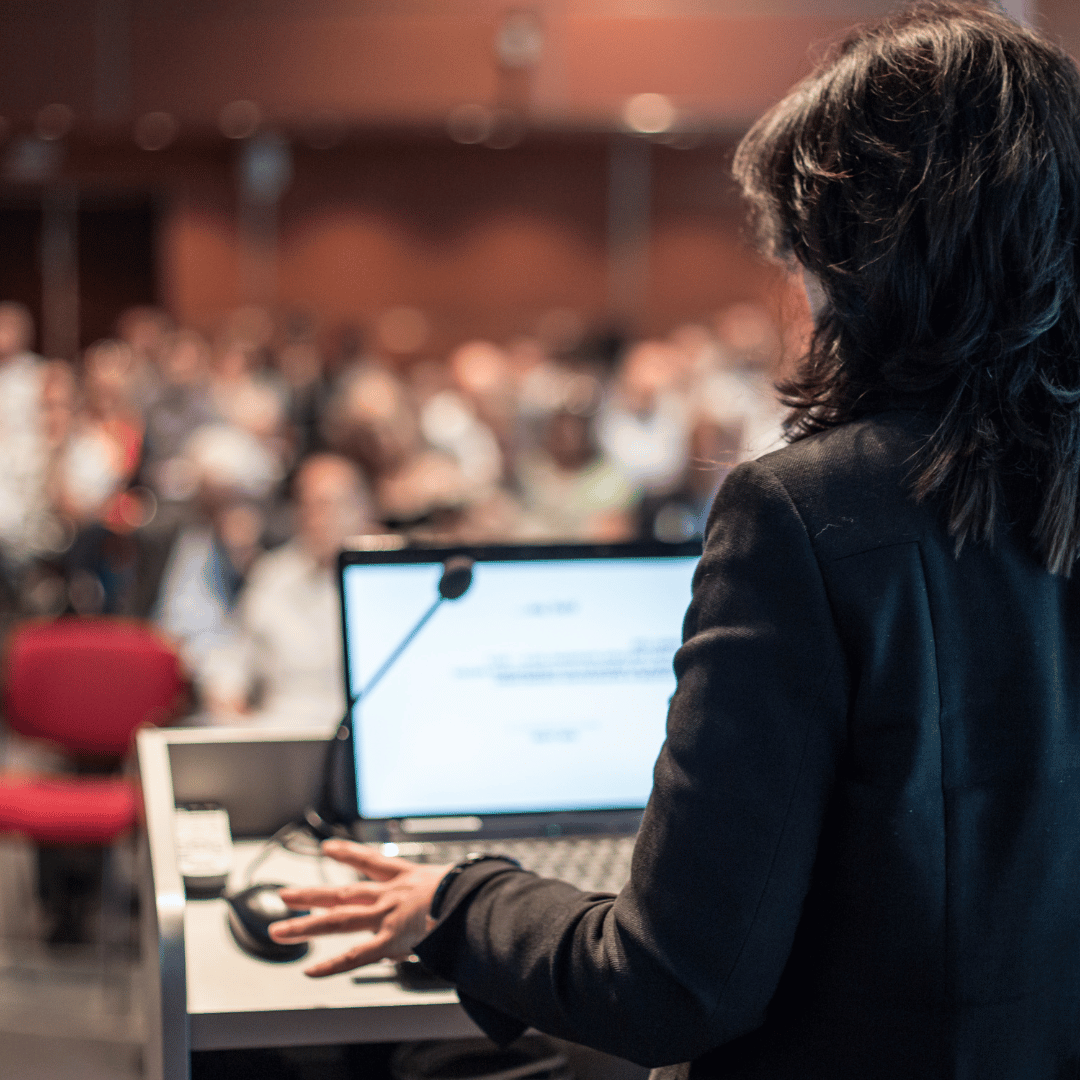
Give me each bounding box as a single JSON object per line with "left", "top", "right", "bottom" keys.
{"left": 715, "top": 301, "right": 782, "bottom": 371}
{"left": 341, "top": 369, "right": 420, "bottom": 473}
{"left": 212, "top": 500, "right": 265, "bottom": 575}
{"left": 619, "top": 341, "right": 681, "bottom": 413}
{"left": 545, "top": 411, "right": 593, "bottom": 471}
{"left": 215, "top": 341, "right": 256, "bottom": 381}
{"left": 0, "top": 304, "right": 32, "bottom": 358}
{"left": 84, "top": 340, "right": 134, "bottom": 418}
{"left": 296, "top": 458, "right": 370, "bottom": 566}
{"left": 451, "top": 341, "right": 510, "bottom": 400}
{"left": 165, "top": 332, "right": 211, "bottom": 385}
{"left": 117, "top": 307, "right": 171, "bottom": 362}
{"left": 276, "top": 340, "right": 322, "bottom": 387}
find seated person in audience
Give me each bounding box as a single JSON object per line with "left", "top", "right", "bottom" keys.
{"left": 153, "top": 423, "right": 279, "bottom": 706}
{"left": 0, "top": 302, "right": 49, "bottom": 597}
{"left": 322, "top": 363, "right": 470, "bottom": 528}
{"left": 210, "top": 329, "right": 288, "bottom": 450}
{"left": 694, "top": 302, "right": 788, "bottom": 463}
{"left": 516, "top": 405, "right": 635, "bottom": 541}
{"left": 596, "top": 339, "right": 692, "bottom": 496}
{"left": 115, "top": 304, "right": 173, "bottom": 415}
{"left": 637, "top": 415, "right": 743, "bottom": 543}
{"left": 142, "top": 329, "right": 217, "bottom": 501}
{"left": 275, "top": 311, "right": 330, "bottom": 461}
{"left": 419, "top": 374, "right": 505, "bottom": 499}
{"left": 54, "top": 341, "right": 144, "bottom": 526}
{"left": 51, "top": 341, "right": 147, "bottom": 614}
{"left": 448, "top": 340, "right": 517, "bottom": 463}
{"left": 200, "top": 453, "right": 375, "bottom": 728}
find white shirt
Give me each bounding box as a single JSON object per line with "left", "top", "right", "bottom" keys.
{"left": 155, "top": 525, "right": 237, "bottom": 680}
{"left": 596, "top": 390, "right": 691, "bottom": 494}
{"left": 696, "top": 367, "right": 787, "bottom": 463}
{"left": 227, "top": 541, "right": 346, "bottom": 731}
{"left": 0, "top": 353, "right": 48, "bottom": 563}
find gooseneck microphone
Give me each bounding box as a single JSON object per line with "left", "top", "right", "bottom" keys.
{"left": 303, "top": 556, "right": 475, "bottom": 838}
{"left": 354, "top": 556, "right": 474, "bottom": 707}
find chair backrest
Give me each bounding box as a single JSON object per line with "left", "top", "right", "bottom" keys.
{"left": 3, "top": 617, "right": 186, "bottom": 756}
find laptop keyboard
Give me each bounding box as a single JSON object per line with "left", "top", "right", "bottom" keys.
{"left": 391, "top": 835, "right": 636, "bottom": 894}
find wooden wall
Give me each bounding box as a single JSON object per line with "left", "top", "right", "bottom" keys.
{"left": 149, "top": 136, "right": 784, "bottom": 345}
{"left": 0, "top": 1, "right": 1072, "bottom": 350}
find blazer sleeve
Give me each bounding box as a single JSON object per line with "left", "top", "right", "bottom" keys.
{"left": 415, "top": 460, "right": 850, "bottom": 1067}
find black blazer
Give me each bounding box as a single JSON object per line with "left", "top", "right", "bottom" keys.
{"left": 417, "top": 410, "right": 1080, "bottom": 1078}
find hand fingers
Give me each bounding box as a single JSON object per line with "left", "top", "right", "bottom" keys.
{"left": 268, "top": 903, "right": 390, "bottom": 942}
{"left": 278, "top": 883, "right": 382, "bottom": 909}
{"left": 302, "top": 932, "right": 408, "bottom": 978}
{"left": 320, "top": 839, "right": 404, "bottom": 881}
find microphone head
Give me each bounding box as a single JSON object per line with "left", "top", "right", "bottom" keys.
{"left": 439, "top": 556, "right": 474, "bottom": 600}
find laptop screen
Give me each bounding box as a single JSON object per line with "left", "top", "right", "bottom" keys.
{"left": 340, "top": 543, "right": 701, "bottom": 822}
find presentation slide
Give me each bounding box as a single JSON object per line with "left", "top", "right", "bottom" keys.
{"left": 343, "top": 557, "right": 697, "bottom": 819}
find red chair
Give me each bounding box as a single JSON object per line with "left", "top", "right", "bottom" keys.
{"left": 0, "top": 617, "right": 186, "bottom": 943}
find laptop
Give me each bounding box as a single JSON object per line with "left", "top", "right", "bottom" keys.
{"left": 337, "top": 539, "right": 701, "bottom": 888}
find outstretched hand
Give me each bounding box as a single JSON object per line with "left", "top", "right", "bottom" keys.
{"left": 268, "top": 839, "right": 452, "bottom": 978}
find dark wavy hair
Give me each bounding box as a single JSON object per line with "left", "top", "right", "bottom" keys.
{"left": 733, "top": 1, "right": 1080, "bottom": 575}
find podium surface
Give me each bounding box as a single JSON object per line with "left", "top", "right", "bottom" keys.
{"left": 137, "top": 728, "right": 480, "bottom": 1080}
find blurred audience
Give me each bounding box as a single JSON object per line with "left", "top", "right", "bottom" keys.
{"left": 0, "top": 297, "right": 788, "bottom": 724}
{"left": 200, "top": 454, "right": 374, "bottom": 729}
{"left": 596, "top": 340, "right": 692, "bottom": 496}
{"left": 518, "top": 403, "right": 635, "bottom": 542}
{"left": 153, "top": 423, "right": 279, "bottom": 696}
{"left": 57, "top": 340, "right": 144, "bottom": 527}
{"left": 698, "top": 303, "right": 787, "bottom": 462}
{"left": 143, "top": 328, "right": 217, "bottom": 498}
{"left": 322, "top": 363, "right": 471, "bottom": 527}
{"left": 0, "top": 303, "right": 50, "bottom": 595}
{"left": 115, "top": 304, "right": 173, "bottom": 414}
{"left": 275, "top": 311, "right": 331, "bottom": 460}
{"left": 52, "top": 340, "right": 149, "bottom": 615}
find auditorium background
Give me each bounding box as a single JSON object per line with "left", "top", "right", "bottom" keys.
{"left": 0, "top": 1, "right": 1063, "bottom": 1078}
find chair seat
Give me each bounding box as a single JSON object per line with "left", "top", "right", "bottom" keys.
{"left": 0, "top": 775, "right": 138, "bottom": 846}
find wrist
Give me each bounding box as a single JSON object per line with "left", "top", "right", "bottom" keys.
{"left": 429, "top": 853, "right": 522, "bottom": 920}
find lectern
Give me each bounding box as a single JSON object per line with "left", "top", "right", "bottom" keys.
{"left": 137, "top": 727, "right": 480, "bottom": 1080}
